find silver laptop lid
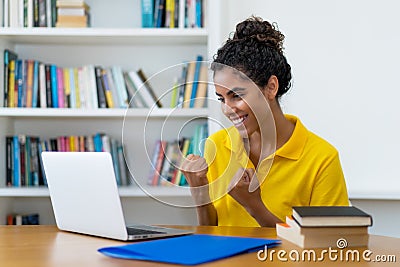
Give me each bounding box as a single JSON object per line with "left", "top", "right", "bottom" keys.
{"left": 42, "top": 152, "right": 128, "bottom": 240}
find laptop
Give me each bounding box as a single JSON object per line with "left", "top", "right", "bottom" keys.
{"left": 41, "top": 151, "right": 193, "bottom": 241}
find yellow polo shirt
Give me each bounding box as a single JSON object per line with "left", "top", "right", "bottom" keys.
{"left": 204, "top": 115, "right": 349, "bottom": 226}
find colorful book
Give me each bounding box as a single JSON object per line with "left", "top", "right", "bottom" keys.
{"left": 50, "top": 64, "right": 58, "bottom": 108}
{"left": 3, "top": 49, "right": 18, "bottom": 107}
{"left": 32, "top": 60, "right": 39, "bottom": 108}
{"left": 7, "top": 59, "right": 16, "bottom": 108}
{"left": 182, "top": 61, "right": 196, "bottom": 108}
{"left": 141, "top": 0, "right": 154, "bottom": 28}
{"left": 189, "top": 55, "right": 203, "bottom": 107}
{"left": 101, "top": 69, "right": 114, "bottom": 108}
{"left": 193, "top": 63, "right": 208, "bottom": 108}
{"left": 56, "top": 67, "right": 65, "bottom": 108}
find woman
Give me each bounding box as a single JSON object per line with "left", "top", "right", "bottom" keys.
{"left": 180, "top": 16, "right": 349, "bottom": 227}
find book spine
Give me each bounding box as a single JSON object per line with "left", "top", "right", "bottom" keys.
{"left": 141, "top": 0, "right": 154, "bottom": 28}
{"left": 32, "top": 61, "right": 39, "bottom": 107}
{"left": 45, "top": 64, "right": 52, "bottom": 107}
{"left": 117, "top": 145, "right": 128, "bottom": 186}
{"left": 77, "top": 67, "right": 86, "bottom": 108}
{"left": 62, "top": 68, "right": 70, "bottom": 108}
{"left": 101, "top": 69, "right": 114, "bottom": 108}
{"left": 94, "top": 66, "right": 107, "bottom": 108}
{"left": 25, "top": 136, "right": 31, "bottom": 186}
{"left": 4, "top": 50, "right": 18, "bottom": 107}
{"left": 69, "top": 68, "right": 76, "bottom": 108}
{"left": 111, "top": 66, "right": 129, "bottom": 108}
{"left": 39, "top": 63, "right": 47, "bottom": 108}
{"left": 73, "top": 68, "right": 80, "bottom": 108}
{"left": 127, "top": 71, "right": 155, "bottom": 108}
{"left": 38, "top": 0, "right": 47, "bottom": 27}
{"left": 33, "top": 0, "right": 39, "bottom": 27}
{"left": 189, "top": 55, "right": 203, "bottom": 107}
{"left": 56, "top": 67, "right": 65, "bottom": 108}
{"left": 18, "top": 135, "right": 26, "bottom": 186}
{"left": 182, "top": 61, "right": 195, "bottom": 108}
{"left": 46, "top": 0, "right": 51, "bottom": 27}
{"left": 50, "top": 64, "right": 58, "bottom": 108}
{"left": 13, "top": 136, "right": 20, "bottom": 187}
{"left": 7, "top": 60, "right": 16, "bottom": 108}
{"left": 86, "top": 65, "right": 99, "bottom": 109}
{"left": 110, "top": 138, "right": 121, "bottom": 186}
{"left": 152, "top": 140, "right": 167, "bottom": 186}
{"left": 137, "top": 69, "right": 162, "bottom": 107}
{"left": 6, "top": 136, "right": 13, "bottom": 186}
{"left": 18, "top": 60, "right": 25, "bottom": 107}
{"left": 193, "top": 63, "right": 208, "bottom": 108}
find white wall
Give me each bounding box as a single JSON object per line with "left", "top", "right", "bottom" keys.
{"left": 223, "top": 0, "right": 400, "bottom": 237}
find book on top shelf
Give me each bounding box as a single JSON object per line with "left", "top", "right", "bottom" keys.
{"left": 292, "top": 206, "right": 373, "bottom": 227}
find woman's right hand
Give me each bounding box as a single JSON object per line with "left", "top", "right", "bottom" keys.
{"left": 179, "top": 154, "right": 209, "bottom": 187}
{"left": 179, "top": 154, "right": 210, "bottom": 205}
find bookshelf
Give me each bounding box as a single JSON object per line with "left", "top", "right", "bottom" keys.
{"left": 0, "top": 0, "right": 225, "bottom": 225}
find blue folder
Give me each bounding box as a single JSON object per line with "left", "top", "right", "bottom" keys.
{"left": 98, "top": 234, "right": 281, "bottom": 265}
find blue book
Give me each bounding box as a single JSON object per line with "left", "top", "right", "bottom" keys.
{"left": 141, "top": 0, "right": 154, "bottom": 27}
{"left": 16, "top": 60, "right": 24, "bottom": 107}
{"left": 50, "top": 64, "right": 58, "bottom": 108}
{"left": 189, "top": 55, "right": 203, "bottom": 108}
{"left": 13, "top": 136, "right": 20, "bottom": 187}
{"left": 195, "top": 0, "right": 202, "bottom": 27}
{"left": 110, "top": 138, "right": 121, "bottom": 186}
{"left": 32, "top": 61, "right": 39, "bottom": 107}
{"left": 98, "top": 234, "right": 281, "bottom": 265}
{"left": 93, "top": 133, "right": 103, "bottom": 152}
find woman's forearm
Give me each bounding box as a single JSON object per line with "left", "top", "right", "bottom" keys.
{"left": 247, "top": 201, "right": 281, "bottom": 227}
{"left": 196, "top": 202, "right": 218, "bottom": 226}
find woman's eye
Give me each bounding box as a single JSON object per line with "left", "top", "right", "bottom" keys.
{"left": 217, "top": 97, "right": 225, "bottom": 103}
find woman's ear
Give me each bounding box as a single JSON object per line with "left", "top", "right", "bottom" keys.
{"left": 262, "top": 75, "right": 279, "bottom": 100}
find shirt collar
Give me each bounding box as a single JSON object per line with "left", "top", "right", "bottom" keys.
{"left": 223, "top": 114, "right": 308, "bottom": 161}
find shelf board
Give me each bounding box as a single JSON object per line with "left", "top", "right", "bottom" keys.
{"left": 0, "top": 186, "right": 191, "bottom": 197}
{"left": 0, "top": 108, "right": 210, "bottom": 118}
{"left": 0, "top": 27, "right": 208, "bottom": 45}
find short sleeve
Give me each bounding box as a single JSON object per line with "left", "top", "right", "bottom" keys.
{"left": 310, "top": 152, "right": 350, "bottom": 206}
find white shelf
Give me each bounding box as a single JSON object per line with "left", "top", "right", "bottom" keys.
{"left": 0, "top": 108, "right": 210, "bottom": 118}
{"left": 0, "top": 186, "right": 191, "bottom": 198}
{"left": 0, "top": 28, "right": 208, "bottom": 45}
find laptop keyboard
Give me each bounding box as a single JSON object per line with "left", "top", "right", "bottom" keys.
{"left": 127, "top": 227, "right": 166, "bottom": 235}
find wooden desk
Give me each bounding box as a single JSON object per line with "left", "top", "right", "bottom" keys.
{"left": 0, "top": 225, "right": 398, "bottom": 266}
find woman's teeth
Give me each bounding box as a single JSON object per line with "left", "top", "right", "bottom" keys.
{"left": 232, "top": 115, "right": 247, "bottom": 125}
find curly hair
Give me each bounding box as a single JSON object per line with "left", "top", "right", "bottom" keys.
{"left": 211, "top": 16, "right": 292, "bottom": 99}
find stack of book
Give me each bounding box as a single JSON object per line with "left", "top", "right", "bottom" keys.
{"left": 56, "top": 0, "right": 90, "bottom": 28}
{"left": 276, "top": 206, "right": 372, "bottom": 248}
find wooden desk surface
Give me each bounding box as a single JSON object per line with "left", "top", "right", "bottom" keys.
{"left": 0, "top": 225, "right": 398, "bottom": 267}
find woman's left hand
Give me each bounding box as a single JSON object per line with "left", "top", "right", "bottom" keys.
{"left": 228, "top": 168, "right": 262, "bottom": 211}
